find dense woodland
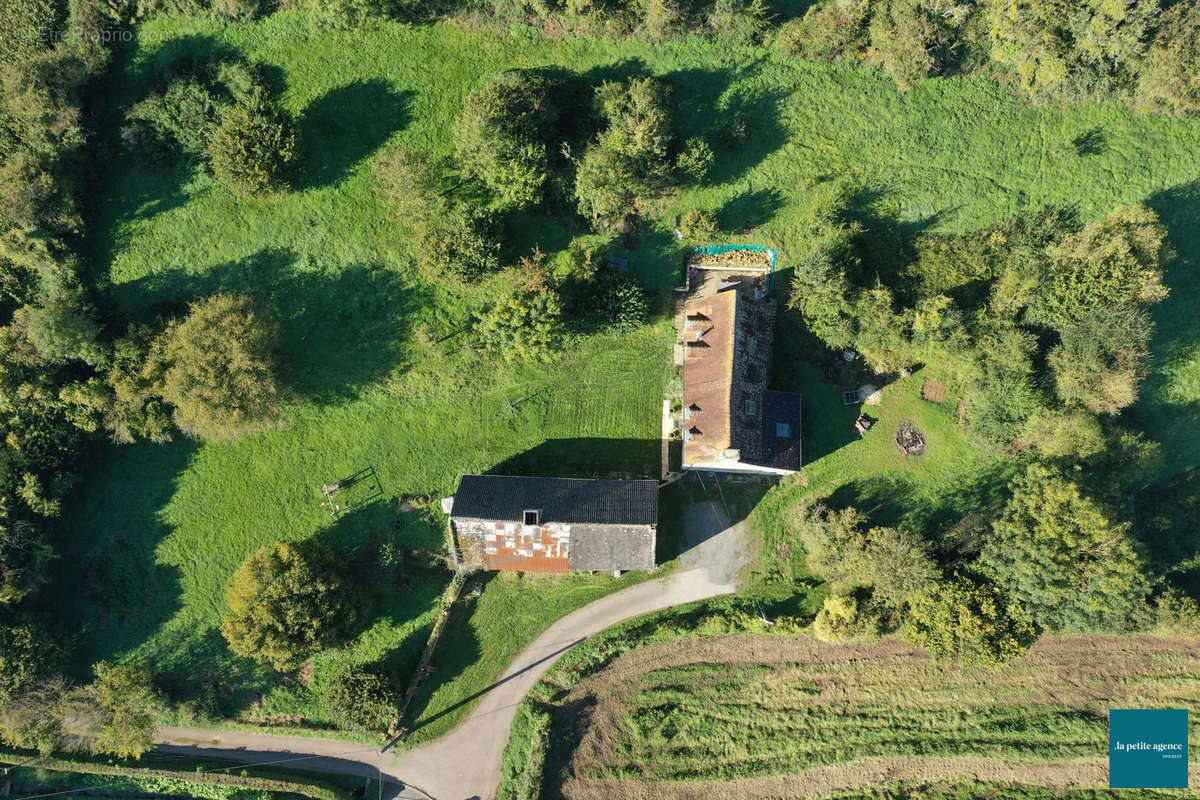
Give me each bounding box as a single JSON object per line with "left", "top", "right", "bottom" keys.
{"left": 0, "top": 0, "right": 1198, "bottom": 759}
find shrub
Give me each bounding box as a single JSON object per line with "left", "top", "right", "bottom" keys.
{"left": 208, "top": 102, "right": 297, "bottom": 197}
{"left": 298, "top": 0, "right": 390, "bottom": 28}
{"left": 775, "top": 0, "right": 869, "bottom": 62}
{"left": 674, "top": 137, "right": 713, "bottom": 183}
{"left": 812, "top": 589, "right": 885, "bottom": 643}
{"left": 325, "top": 663, "right": 396, "bottom": 731}
{"left": 220, "top": 541, "right": 359, "bottom": 672}
{"left": 678, "top": 208, "right": 718, "bottom": 241}
{"left": 906, "top": 575, "right": 1039, "bottom": 665}
{"left": 414, "top": 205, "right": 502, "bottom": 284}
{"left": 590, "top": 269, "right": 649, "bottom": 333}
{"left": 475, "top": 263, "right": 564, "bottom": 361}
{"left": 1049, "top": 303, "right": 1151, "bottom": 415}
{"left": 213, "top": 0, "right": 261, "bottom": 18}
{"left": 156, "top": 294, "right": 281, "bottom": 441}
{"left": 373, "top": 146, "right": 444, "bottom": 227}
{"left": 1133, "top": 2, "right": 1200, "bottom": 118}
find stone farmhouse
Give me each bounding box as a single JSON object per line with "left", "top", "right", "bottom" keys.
{"left": 448, "top": 475, "right": 657, "bottom": 573}
{"left": 681, "top": 267, "right": 802, "bottom": 474}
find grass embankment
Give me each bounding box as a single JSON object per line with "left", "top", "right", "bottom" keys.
{"left": 500, "top": 613, "right": 1200, "bottom": 799}
{"left": 58, "top": 9, "right": 1200, "bottom": 735}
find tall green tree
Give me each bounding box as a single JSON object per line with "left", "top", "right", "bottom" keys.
{"left": 208, "top": 102, "right": 297, "bottom": 197}
{"left": 156, "top": 294, "right": 281, "bottom": 441}
{"left": 456, "top": 70, "right": 554, "bottom": 209}
{"left": 1029, "top": 205, "right": 1169, "bottom": 330}
{"left": 981, "top": 463, "right": 1149, "bottom": 631}
{"left": 575, "top": 78, "right": 674, "bottom": 231}
{"left": 220, "top": 541, "right": 359, "bottom": 672}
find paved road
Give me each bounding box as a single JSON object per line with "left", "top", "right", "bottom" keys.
{"left": 155, "top": 564, "right": 738, "bottom": 800}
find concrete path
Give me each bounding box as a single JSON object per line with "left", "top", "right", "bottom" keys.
{"left": 680, "top": 499, "right": 757, "bottom": 585}
{"left": 154, "top": 565, "right": 738, "bottom": 800}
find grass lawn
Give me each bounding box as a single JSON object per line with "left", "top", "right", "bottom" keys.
{"left": 55, "top": 9, "right": 1200, "bottom": 734}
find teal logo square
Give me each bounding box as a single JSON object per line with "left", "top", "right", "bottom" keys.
{"left": 1109, "top": 708, "right": 1189, "bottom": 788}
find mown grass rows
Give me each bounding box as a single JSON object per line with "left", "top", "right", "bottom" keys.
{"left": 561, "top": 636, "right": 1200, "bottom": 784}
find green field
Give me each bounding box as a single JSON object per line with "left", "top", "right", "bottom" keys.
{"left": 54, "top": 9, "right": 1200, "bottom": 734}
{"left": 502, "top": 609, "right": 1200, "bottom": 799}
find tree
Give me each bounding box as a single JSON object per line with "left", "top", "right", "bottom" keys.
{"left": 1133, "top": 3, "right": 1200, "bottom": 118}
{"left": 456, "top": 70, "right": 554, "bottom": 209}
{"left": 475, "top": 262, "right": 564, "bottom": 362}
{"left": 906, "top": 574, "right": 1040, "bottom": 665}
{"left": 1049, "top": 302, "right": 1152, "bottom": 415}
{"left": 325, "top": 663, "right": 396, "bottom": 731}
{"left": 851, "top": 286, "right": 913, "bottom": 373}
{"left": 1029, "top": 205, "right": 1168, "bottom": 330}
{"left": 126, "top": 78, "right": 226, "bottom": 158}
{"left": 156, "top": 294, "right": 281, "bottom": 441}
{"left": 105, "top": 324, "right": 174, "bottom": 444}
{"left": 414, "top": 205, "right": 501, "bottom": 284}
{"left": 575, "top": 78, "right": 674, "bottom": 231}
{"left": 79, "top": 662, "right": 159, "bottom": 759}
{"left": 788, "top": 244, "right": 856, "bottom": 350}
{"left": 220, "top": 541, "right": 359, "bottom": 672}
{"left": 983, "top": 0, "right": 1158, "bottom": 97}
{"left": 10, "top": 295, "right": 107, "bottom": 367}
{"left": 788, "top": 499, "right": 937, "bottom": 609}
{"left": 981, "top": 463, "right": 1149, "bottom": 631}
{"left": 0, "top": 521, "right": 54, "bottom": 606}
{"left": 208, "top": 102, "right": 297, "bottom": 197}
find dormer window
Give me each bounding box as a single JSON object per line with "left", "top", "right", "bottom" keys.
{"left": 523, "top": 509, "right": 540, "bottom": 526}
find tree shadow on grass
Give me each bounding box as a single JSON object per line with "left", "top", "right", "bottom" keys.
{"left": 44, "top": 437, "right": 198, "bottom": 680}
{"left": 485, "top": 437, "right": 661, "bottom": 479}
{"left": 296, "top": 80, "right": 414, "bottom": 190}
{"left": 717, "top": 188, "right": 784, "bottom": 234}
{"left": 123, "top": 247, "right": 436, "bottom": 404}
{"left": 1136, "top": 179, "right": 1200, "bottom": 478}
{"left": 666, "top": 64, "right": 789, "bottom": 187}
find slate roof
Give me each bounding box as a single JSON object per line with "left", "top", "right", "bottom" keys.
{"left": 760, "top": 389, "right": 803, "bottom": 470}
{"left": 451, "top": 475, "right": 658, "bottom": 526}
